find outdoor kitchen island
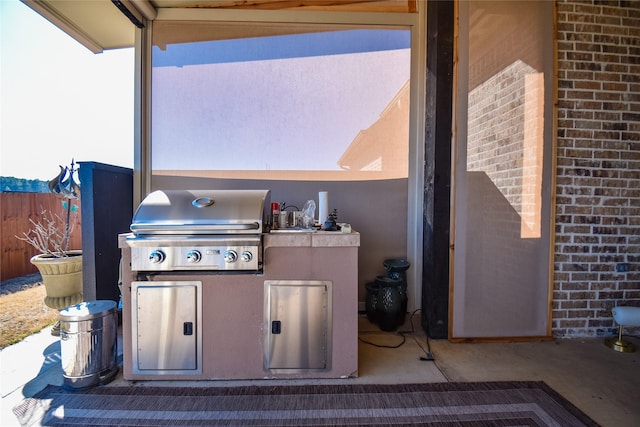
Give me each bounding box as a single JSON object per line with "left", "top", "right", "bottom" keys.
{"left": 118, "top": 230, "right": 360, "bottom": 381}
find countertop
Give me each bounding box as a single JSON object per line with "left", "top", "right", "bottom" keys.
{"left": 265, "top": 230, "right": 360, "bottom": 248}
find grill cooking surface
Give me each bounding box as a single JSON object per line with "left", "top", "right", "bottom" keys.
{"left": 127, "top": 189, "right": 270, "bottom": 272}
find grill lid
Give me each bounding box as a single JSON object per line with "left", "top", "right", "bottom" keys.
{"left": 130, "top": 189, "right": 271, "bottom": 235}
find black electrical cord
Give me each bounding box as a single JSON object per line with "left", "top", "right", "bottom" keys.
{"left": 358, "top": 309, "right": 434, "bottom": 361}
{"left": 406, "top": 309, "right": 434, "bottom": 360}
{"left": 358, "top": 331, "right": 406, "bottom": 348}
{"left": 358, "top": 312, "right": 410, "bottom": 348}
{"left": 357, "top": 308, "right": 452, "bottom": 383}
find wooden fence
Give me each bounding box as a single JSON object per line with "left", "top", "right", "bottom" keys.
{"left": 1, "top": 193, "right": 82, "bottom": 282}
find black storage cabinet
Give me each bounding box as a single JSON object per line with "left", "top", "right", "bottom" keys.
{"left": 78, "top": 161, "right": 133, "bottom": 302}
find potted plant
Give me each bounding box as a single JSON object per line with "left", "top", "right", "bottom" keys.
{"left": 16, "top": 160, "right": 83, "bottom": 335}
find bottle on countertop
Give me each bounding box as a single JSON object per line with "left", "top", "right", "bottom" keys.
{"left": 271, "top": 202, "right": 280, "bottom": 229}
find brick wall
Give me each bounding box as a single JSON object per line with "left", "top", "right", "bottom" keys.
{"left": 554, "top": 0, "right": 640, "bottom": 337}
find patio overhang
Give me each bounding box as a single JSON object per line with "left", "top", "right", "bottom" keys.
{"left": 20, "top": 0, "right": 155, "bottom": 53}
{"left": 20, "top": 0, "right": 417, "bottom": 53}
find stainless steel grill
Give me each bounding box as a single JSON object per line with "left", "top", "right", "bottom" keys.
{"left": 126, "top": 189, "right": 270, "bottom": 272}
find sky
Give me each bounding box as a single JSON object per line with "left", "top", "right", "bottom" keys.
{"left": 1, "top": 0, "right": 134, "bottom": 181}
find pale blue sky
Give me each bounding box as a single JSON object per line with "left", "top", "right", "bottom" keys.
{"left": 1, "top": 0, "right": 134, "bottom": 181}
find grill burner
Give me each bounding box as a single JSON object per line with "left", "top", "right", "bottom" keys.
{"left": 126, "top": 189, "right": 270, "bottom": 272}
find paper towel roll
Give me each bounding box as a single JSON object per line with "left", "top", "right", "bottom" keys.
{"left": 318, "top": 191, "right": 329, "bottom": 223}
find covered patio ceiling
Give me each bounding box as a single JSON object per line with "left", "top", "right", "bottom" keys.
{"left": 21, "top": 0, "right": 418, "bottom": 53}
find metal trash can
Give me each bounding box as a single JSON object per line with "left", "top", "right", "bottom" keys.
{"left": 60, "top": 300, "right": 119, "bottom": 389}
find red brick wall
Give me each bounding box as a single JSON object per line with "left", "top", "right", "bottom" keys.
{"left": 554, "top": 0, "right": 640, "bottom": 337}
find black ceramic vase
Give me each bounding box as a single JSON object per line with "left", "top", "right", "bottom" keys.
{"left": 383, "top": 258, "right": 410, "bottom": 325}
{"left": 374, "top": 275, "right": 404, "bottom": 332}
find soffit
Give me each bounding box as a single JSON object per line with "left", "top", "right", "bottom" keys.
{"left": 21, "top": 0, "right": 136, "bottom": 53}
{"left": 153, "top": 1, "right": 416, "bottom": 13}
{"left": 21, "top": 0, "right": 416, "bottom": 53}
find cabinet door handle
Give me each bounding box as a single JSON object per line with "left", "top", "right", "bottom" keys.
{"left": 271, "top": 320, "right": 281, "bottom": 334}
{"left": 183, "top": 322, "right": 193, "bottom": 336}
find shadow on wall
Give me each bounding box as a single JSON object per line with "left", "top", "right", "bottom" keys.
{"left": 454, "top": 171, "right": 549, "bottom": 338}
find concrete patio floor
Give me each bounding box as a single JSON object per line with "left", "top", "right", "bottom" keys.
{"left": 1, "top": 315, "right": 639, "bottom": 426}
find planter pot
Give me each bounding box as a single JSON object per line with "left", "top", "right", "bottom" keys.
{"left": 30, "top": 251, "right": 83, "bottom": 335}
{"left": 374, "top": 275, "right": 405, "bottom": 332}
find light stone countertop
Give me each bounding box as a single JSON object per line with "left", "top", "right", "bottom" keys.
{"left": 264, "top": 230, "right": 360, "bottom": 248}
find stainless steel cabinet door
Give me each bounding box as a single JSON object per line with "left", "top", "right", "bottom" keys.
{"left": 265, "top": 280, "right": 332, "bottom": 371}
{"left": 132, "top": 281, "right": 202, "bottom": 374}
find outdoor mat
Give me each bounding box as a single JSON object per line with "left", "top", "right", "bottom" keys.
{"left": 13, "top": 381, "right": 599, "bottom": 426}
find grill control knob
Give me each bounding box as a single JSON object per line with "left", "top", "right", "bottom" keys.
{"left": 186, "top": 250, "right": 202, "bottom": 263}
{"left": 149, "top": 250, "right": 166, "bottom": 264}
{"left": 241, "top": 251, "right": 253, "bottom": 262}
{"left": 224, "top": 250, "right": 238, "bottom": 263}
